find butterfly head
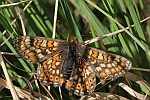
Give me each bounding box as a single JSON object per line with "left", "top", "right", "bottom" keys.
{"left": 70, "top": 37, "right": 78, "bottom": 45}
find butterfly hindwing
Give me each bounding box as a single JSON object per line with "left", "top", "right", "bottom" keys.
{"left": 37, "top": 50, "right": 69, "bottom": 87}
{"left": 65, "top": 59, "right": 96, "bottom": 96}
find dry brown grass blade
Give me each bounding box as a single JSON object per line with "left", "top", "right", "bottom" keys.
{"left": 125, "top": 72, "right": 150, "bottom": 91}
{"left": 10, "top": 76, "right": 34, "bottom": 94}
{"left": 52, "top": 0, "right": 59, "bottom": 39}
{"left": 109, "top": 72, "right": 150, "bottom": 100}
{"left": 0, "top": 52, "right": 20, "bottom": 100}
{"left": 112, "top": 72, "right": 150, "bottom": 100}
{"left": 97, "top": 72, "right": 150, "bottom": 100}
{"left": 0, "top": 78, "right": 50, "bottom": 100}
{"left": 118, "top": 83, "right": 150, "bottom": 100}
{"left": 80, "top": 92, "right": 129, "bottom": 100}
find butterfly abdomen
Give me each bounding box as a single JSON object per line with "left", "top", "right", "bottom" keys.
{"left": 64, "top": 40, "right": 77, "bottom": 80}
{"left": 64, "top": 57, "right": 74, "bottom": 80}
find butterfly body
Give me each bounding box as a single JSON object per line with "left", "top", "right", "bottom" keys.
{"left": 63, "top": 39, "right": 77, "bottom": 80}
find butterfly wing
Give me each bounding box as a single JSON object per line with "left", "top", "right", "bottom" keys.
{"left": 86, "top": 47, "right": 132, "bottom": 82}
{"left": 37, "top": 50, "right": 69, "bottom": 87}
{"left": 65, "top": 45, "right": 132, "bottom": 96}
{"left": 13, "top": 36, "right": 70, "bottom": 86}
{"left": 13, "top": 36, "right": 132, "bottom": 96}
{"left": 65, "top": 59, "right": 96, "bottom": 96}
{"left": 13, "top": 36, "right": 68, "bottom": 62}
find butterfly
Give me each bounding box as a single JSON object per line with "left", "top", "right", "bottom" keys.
{"left": 13, "top": 36, "right": 132, "bottom": 96}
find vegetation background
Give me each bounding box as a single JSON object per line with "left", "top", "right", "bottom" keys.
{"left": 0, "top": 0, "right": 150, "bottom": 100}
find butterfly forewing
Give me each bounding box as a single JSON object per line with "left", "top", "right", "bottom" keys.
{"left": 86, "top": 47, "right": 132, "bottom": 82}
{"left": 13, "top": 36, "right": 70, "bottom": 86}
{"left": 13, "top": 36, "right": 68, "bottom": 62}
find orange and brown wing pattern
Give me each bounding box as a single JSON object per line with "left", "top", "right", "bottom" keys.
{"left": 86, "top": 47, "right": 132, "bottom": 82}
{"left": 13, "top": 36, "right": 68, "bottom": 62}
{"left": 13, "top": 36, "right": 132, "bottom": 97}
{"left": 37, "top": 51, "right": 67, "bottom": 87}
{"left": 65, "top": 59, "right": 96, "bottom": 96}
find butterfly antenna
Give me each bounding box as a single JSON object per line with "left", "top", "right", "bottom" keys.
{"left": 57, "top": 20, "right": 72, "bottom": 40}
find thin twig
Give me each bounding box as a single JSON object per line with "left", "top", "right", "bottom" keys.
{"left": 0, "top": 0, "right": 31, "bottom": 8}
{"left": 40, "top": 83, "right": 54, "bottom": 100}
{"left": 0, "top": 32, "right": 15, "bottom": 47}
{"left": 3, "top": 55, "right": 31, "bottom": 73}
{"left": 2, "top": 0, "right": 32, "bottom": 36}
{"left": 14, "top": 4, "right": 26, "bottom": 36}
{"left": 1, "top": 52, "right": 16, "bottom": 55}
{"left": 83, "top": 16, "right": 150, "bottom": 44}
{"left": 59, "top": 86, "right": 62, "bottom": 100}
{"left": 131, "top": 67, "right": 150, "bottom": 72}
